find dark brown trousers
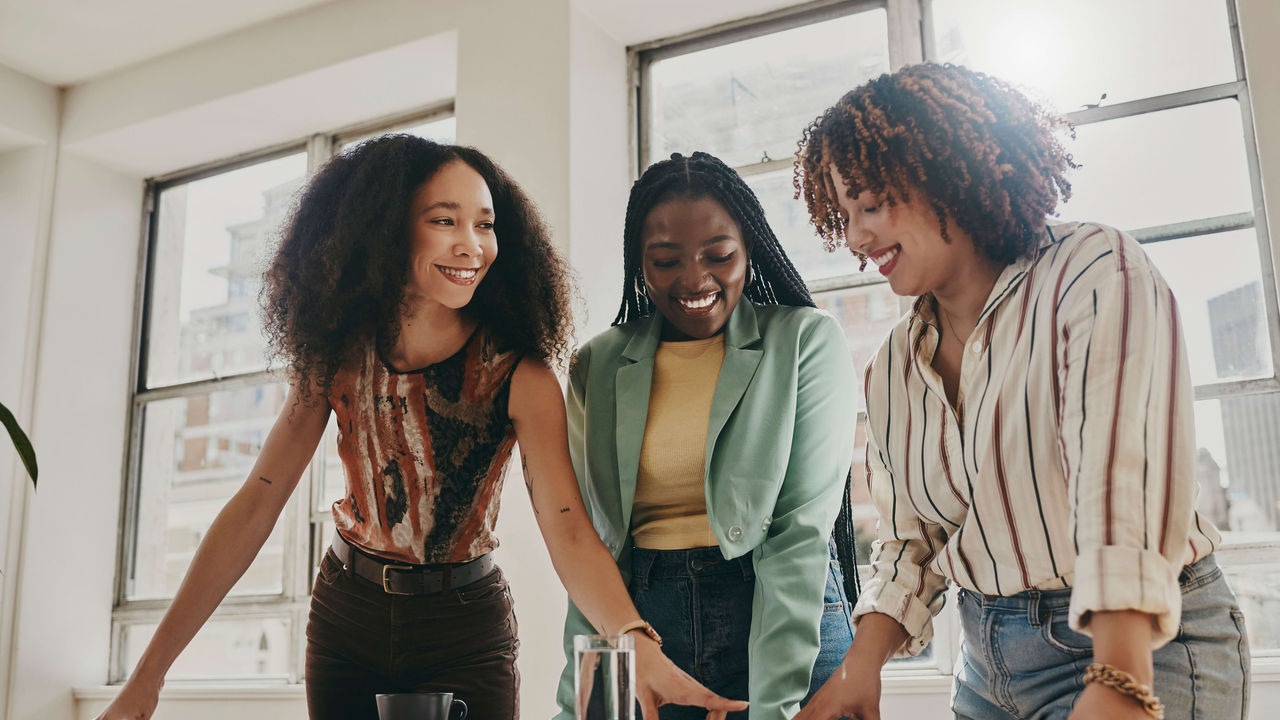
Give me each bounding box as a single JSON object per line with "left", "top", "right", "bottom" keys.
{"left": 305, "top": 549, "right": 520, "bottom": 719}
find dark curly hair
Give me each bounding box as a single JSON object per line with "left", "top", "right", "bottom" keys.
{"left": 614, "top": 151, "right": 814, "bottom": 326}
{"left": 794, "top": 63, "right": 1076, "bottom": 266}
{"left": 262, "top": 134, "right": 574, "bottom": 405}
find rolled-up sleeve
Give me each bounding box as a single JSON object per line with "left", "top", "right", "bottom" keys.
{"left": 1056, "top": 228, "right": 1198, "bottom": 648}
{"left": 851, "top": 406, "right": 950, "bottom": 658}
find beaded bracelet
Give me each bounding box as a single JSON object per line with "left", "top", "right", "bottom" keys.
{"left": 1082, "top": 662, "right": 1165, "bottom": 719}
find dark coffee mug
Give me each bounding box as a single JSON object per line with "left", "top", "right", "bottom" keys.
{"left": 375, "top": 692, "right": 468, "bottom": 720}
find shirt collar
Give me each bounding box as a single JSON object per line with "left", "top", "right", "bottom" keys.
{"left": 910, "top": 219, "right": 1078, "bottom": 326}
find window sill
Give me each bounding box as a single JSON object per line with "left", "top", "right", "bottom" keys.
{"left": 74, "top": 683, "right": 306, "bottom": 702}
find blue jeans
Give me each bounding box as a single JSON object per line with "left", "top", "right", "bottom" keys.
{"left": 953, "top": 554, "right": 1250, "bottom": 720}
{"left": 629, "top": 541, "right": 854, "bottom": 719}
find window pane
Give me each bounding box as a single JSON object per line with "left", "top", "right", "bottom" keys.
{"left": 930, "top": 0, "right": 1236, "bottom": 111}
{"left": 1061, "top": 100, "right": 1253, "bottom": 231}
{"left": 647, "top": 9, "right": 890, "bottom": 168}
{"left": 122, "top": 616, "right": 291, "bottom": 680}
{"left": 1143, "top": 229, "right": 1272, "bottom": 386}
{"left": 146, "top": 153, "right": 307, "bottom": 387}
{"left": 129, "top": 385, "right": 290, "bottom": 600}
{"left": 815, "top": 283, "right": 903, "bottom": 411}
{"left": 746, "top": 168, "right": 863, "bottom": 282}
{"left": 1222, "top": 561, "right": 1280, "bottom": 654}
{"left": 1195, "top": 398, "right": 1280, "bottom": 534}
{"left": 1195, "top": 396, "right": 1280, "bottom": 653}
{"left": 341, "top": 115, "right": 456, "bottom": 151}
{"left": 316, "top": 416, "right": 345, "bottom": 514}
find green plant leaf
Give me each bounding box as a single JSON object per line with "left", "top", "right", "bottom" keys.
{"left": 0, "top": 400, "right": 37, "bottom": 488}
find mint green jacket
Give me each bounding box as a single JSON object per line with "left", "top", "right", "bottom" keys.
{"left": 554, "top": 301, "right": 857, "bottom": 719}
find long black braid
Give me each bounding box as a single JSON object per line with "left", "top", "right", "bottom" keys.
{"left": 614, "top": 151, "right": 861, "bottom": 605}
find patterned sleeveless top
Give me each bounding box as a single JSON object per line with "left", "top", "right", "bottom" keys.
{"left": 327, "top": 327, "right": 521, "bottom": 564}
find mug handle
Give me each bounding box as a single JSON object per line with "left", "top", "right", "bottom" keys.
{"left": 449, "top": 698, "right": 468, "bottom": 720}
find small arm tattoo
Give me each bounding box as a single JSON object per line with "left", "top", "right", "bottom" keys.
{"left": 522, "top": 454, "right": 538, "bottom": 515}
{"left": 258, "top": 476, "right": 273, "bottom": 485}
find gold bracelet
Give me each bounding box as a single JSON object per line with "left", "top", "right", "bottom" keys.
{"left": 1082, "top": 662, "right": 1165, "bottom": 719}
{"left": 616, "top": 619, "right": 663, "bottom": 647}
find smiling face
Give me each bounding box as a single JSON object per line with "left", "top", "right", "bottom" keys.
{"left": 639, "top": 195, "right": 748, "bottom": 341}
{"left": 405, "top": 160, "right": 498, "bottom": 310}
{"left": 828, "top": 167, "right": 986, "bottom": 299}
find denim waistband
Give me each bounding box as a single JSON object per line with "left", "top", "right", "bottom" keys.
{"left": 959, "top": 553, "right": 1220, "bottom": 612}
{"left": 631, "top": 545, "right": 754, "bottom": 582}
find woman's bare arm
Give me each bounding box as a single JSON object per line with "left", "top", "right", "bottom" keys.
{"left": 97, "top": 382, "right": 331, "bottom": 720}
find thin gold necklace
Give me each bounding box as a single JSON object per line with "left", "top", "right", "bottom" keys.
{"left": 936, "top": 299, "right": 966, "bottom": 346}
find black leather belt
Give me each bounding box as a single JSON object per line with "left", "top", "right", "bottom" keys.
{"left": 330, "top": 531, "right": 496, "bottom": 596}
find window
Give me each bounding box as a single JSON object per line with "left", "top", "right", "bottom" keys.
{"left": 637, "top": 0, "right": 1277, "bottom": 677}
{"left": 115, "top": 106, "right": 455, "bottom": 683}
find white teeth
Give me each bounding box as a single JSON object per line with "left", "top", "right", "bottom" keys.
{"left": 678, "top": 293, "right": 718, "bottom": 310}
{"left": 439, "top": 266, "right": 478, "bottom": 279}
{"left": 871, "top": 246, "right": 900, "bottom": 267}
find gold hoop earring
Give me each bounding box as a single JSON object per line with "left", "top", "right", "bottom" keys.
{"left": 746, "top": 260, "right": 756, "bottom": 287}
{"left": 635, "top": 275, "right": 648, "bottom": 299}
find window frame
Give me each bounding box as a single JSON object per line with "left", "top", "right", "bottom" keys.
{"left": 112, "top": 102, "right": 454, "bottom": 684}
{"left": 633, "top": 0, "right": 1280, "bottom": 676}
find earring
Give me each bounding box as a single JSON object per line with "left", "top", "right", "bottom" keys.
{"left": 746, "top": 259, "right": 757, "bottom": 287}
{"left": 635, "top": 275, "right": 649, "bottom": 299}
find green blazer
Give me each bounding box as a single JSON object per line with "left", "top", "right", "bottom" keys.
{"left": 554, "top": 301, "right": 857, "bottom": 719}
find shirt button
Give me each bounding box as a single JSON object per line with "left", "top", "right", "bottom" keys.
{"left": 761, "top": 517, "right": 772, "bottom": 532}
{"left": 727, "top": 525, "right": 743, "bottom": 542}
{"left": 970, "top": 340, "right": 983, "bottom": 354}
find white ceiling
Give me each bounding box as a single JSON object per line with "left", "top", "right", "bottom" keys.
{"left": 0, "top": 0, "right": 336, "bottom": 86}
{"left": 0, "top": 0, "right": 807, "bottom": 88}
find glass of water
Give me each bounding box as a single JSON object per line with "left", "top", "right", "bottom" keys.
{"left": 573, "top": 634, "right": 636, "bottom": 720}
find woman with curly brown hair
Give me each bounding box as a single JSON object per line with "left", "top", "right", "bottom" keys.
{"left": 792, "top": 64, "right": 1249, "bottom": 720}
{"left": 97, "top": 135, "right": 744, "bottom": 720}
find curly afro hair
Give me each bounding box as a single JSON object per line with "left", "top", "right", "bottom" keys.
{"left": 794, "top": 63, "right": 1076, "bottom": 266}
{"left": 261, "top": 134, "right": 574, "bottom": 405}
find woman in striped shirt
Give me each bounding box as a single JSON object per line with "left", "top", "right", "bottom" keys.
{"left": 792, "top": 64, "right": 1249, "bottom": 720}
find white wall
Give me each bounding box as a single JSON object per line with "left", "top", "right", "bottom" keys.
{"left": 5, "top": 0, "right": 1280, "bottom": 718}
{"left": 8, "top": 153, "right": 144, "bottom": 720}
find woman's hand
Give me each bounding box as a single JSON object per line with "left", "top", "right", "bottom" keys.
{"left": 791, "top": 657, "right": 882, "bottom": 720}
{"left": 793, "top": 612, "right": 907, "bottom": 720}
{"left": 1070, "top": 611, "right": 1157, "bottom": 720}
{"left": 632, "top": 634, "right": 749, "bottom": 720}
{"left": 95, "top": 675, "right": 162, "bottom": 720}
{"left": 1067, "top": 682, "right": 1157, "bottom": 720}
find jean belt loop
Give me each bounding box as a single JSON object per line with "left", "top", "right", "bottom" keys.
{"left": 1027, "top": 591, "right": 1042, "bottom": 627}
{"left": 1179, "top": 560, "right": 1196, "bottom": 587}
{"left": 634, "top": 548, "right": 654, "bottom": 592}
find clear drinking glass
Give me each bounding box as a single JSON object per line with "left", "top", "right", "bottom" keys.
{"left": 573, "top": 634, "right": 636, "bottom": 720}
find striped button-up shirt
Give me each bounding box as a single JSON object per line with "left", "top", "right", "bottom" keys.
{"left": 852, "top": 220, "right": 1220, "bottom": 655}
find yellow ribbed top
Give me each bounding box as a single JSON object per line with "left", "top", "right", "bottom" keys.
{"left": 631, "top": 335, "right": 725, "bottom": 550}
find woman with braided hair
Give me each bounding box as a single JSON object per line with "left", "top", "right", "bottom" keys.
{"left": 556, "top": 151, "right": 861, "bottom": 719}
{"left": 793, "top": 64, "right": 1249, "bottom": 720}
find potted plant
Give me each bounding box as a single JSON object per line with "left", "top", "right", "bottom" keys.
{"left": 0, "top": 400, "right": 36, "bottom": 487}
